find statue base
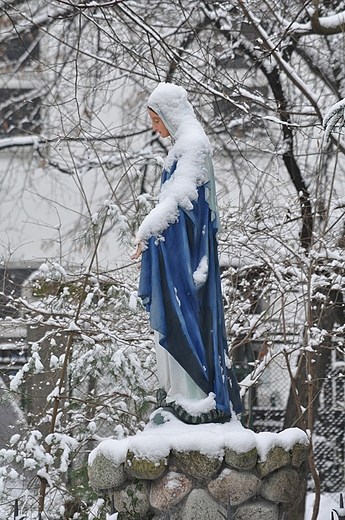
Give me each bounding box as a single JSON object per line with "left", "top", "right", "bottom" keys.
{"left": 88, "top": 410, "right": 309, "bottom": 520}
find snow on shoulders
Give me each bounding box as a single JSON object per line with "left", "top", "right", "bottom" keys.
{"left": 136, "top": 83, "right": 212, "bottom": 245}
{"left": 135, "top": 128, "right": 210, "bottom": 244}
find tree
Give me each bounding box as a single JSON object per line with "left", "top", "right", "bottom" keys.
{"left": 1, "top": 0, "right": 345, "bottom": 518}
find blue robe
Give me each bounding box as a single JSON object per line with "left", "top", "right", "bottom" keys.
{"left": 138, "top": 161, "right": 242, "bottom": 416}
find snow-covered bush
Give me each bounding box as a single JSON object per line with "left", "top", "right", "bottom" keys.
{"left": 0, "top": 263, "right": 157, "bottom": 518}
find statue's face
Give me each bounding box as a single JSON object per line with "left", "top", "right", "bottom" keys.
{"left": 148, "top": 109, "right": 170, "bottom": 138}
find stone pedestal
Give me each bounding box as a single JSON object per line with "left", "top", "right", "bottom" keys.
{"left": 88, "top": 410, "right": 309, "bottom": 520}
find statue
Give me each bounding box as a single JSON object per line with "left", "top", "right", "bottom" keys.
{"left": 132, "top": 83, "right": 242, "bottom": 424}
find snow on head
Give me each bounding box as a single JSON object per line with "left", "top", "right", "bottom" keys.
{"left": 135, "top": 83, "right": 212, "bottom": 245}
{"left": 148, "top": 82, "right": 195, "bottom": 138}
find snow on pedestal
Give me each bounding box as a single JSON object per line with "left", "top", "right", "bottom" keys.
{"left": 88, "top": 410, "right": 309, "bottom": 520}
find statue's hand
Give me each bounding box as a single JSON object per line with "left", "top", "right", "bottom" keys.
{"left": 131, "top": 243, "right": 142, "bottom": 268}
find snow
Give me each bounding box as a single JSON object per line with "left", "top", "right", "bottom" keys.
{"left": 89, "top": 438, "right": 130, "bottom": 466}
{"left": 10, "top": 434, "right": 21, "bottom": 446}
{"left": 67, "top": 320, "right": 80, "bottom": 331}
{"left": 89, "top": 411, "right": 308, "bottom": 467}
{"left": 193, "top": 255, "right": 209, "bottom": 285}
{"left": 263, "top": 116, "right": 299, "bottom": 128}
{"left": 324, "top": 98, "right": 345, "bottom": 126}
{"left": 8, "top": 468, "right": 18, "bottom": 479}
{"left": 129, "top": 291, "right": 138, "bottom": 310}
{"left": 166, "top": 471, "right": 184, "bottom": 489}
{"left": 317, "top": 12, "right": 345, "bottom": 29}
{"left": 166, "top": 392, "right": 216, "bottom": 415}
{"left": 50, "top": 354, "right": 59, "bottom": 368}
{"left": 46, "top": 386, "right": 60, "bottom": 402}
{"left": 10, "top": 366, "right": 26, "bottom": 391}
{"left": 37, "top": 469, "right": 53, "bottom": 488}
{"left": 288, "top": 10, "right": 345, "bottom": 35}
{"left": 32, "top": 352, "right": 43, "bottom": 372}
{"left": 255, "top": 429, "right": 309, "bottom": 460}
{"left": 305, "top": 493, "right": 343, "bottom": 520}
{"left": 45, "top": 433, "right": 78, "bottom": 473}
{"left": 0, "top": 135, "right": 40, "bottom": 149}
{"left": 39, "top": 262, "right": 50, "bottom": 274}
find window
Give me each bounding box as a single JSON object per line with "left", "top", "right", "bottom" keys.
{"left": 0, "top": 88, "right": 40, "bottom": 136}
{"left": 0, "top": 26, "right": 39, "bottom": 68}
{"left": 0, "top": 23, "right": 41, "bottom": 136}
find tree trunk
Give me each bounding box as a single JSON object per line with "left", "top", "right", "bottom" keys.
{"left": 284, "top": 288, "right": 345, "bottom": 520}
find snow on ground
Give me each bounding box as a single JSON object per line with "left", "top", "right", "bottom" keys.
{"left": 305, "top": 492, "right": 342, "bottom": 520}
{"left": 89, "top": 409, "right": 309, "bottom": 466}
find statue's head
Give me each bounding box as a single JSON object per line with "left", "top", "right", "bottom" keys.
{"left": 148, "top": 83, "right": 195, "bottom": 139}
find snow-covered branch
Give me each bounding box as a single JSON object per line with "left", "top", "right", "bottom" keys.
{"left": 310, "top": 4, "right": 345, "bottom": 35}
{"left": 0, "top": 4, "right": 73, "bottom": 44}
{"left": 57, "top": 0, "right": 126, "bottom": 7}
{"left": 239, "top": 342, "right": 301, "bottom": 398}
{"left": 287, "top": 7, "right": 345, "bottom": 36}
{"left": 0, "top": 136, "right": 41, "bottom": 150}
{"left": 323, "top": 98, "right": 345, "bottom": 142}
{"left": 238, "top": 0, "right": 322, "bottom": 121}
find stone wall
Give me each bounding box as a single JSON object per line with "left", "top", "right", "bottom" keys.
{"left": 88, "top": 412, "right": 309, "bottom": 520}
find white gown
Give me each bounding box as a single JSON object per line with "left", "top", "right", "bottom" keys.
{"left": 155, "top": 331, "right": 206, "bottom": 401}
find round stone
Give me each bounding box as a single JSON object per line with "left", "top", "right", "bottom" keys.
{"left": 235, "top": 499, "right": 279, "bottom": 520}
{"left": 208, "top": 468, "right": 260, "bottom": 505}
{"left": 125, "top": 449, "right": 167, "bottom": 480}
{"left": 260, "top": 467, "right": 300, "bottom": 503}
{"left": 225, "top": 447, "right": 258, "bottom": 470}
{"left": 291, "top": 442, "right": 309, "bottom": 468}
{"left": 182, "top": 488, "right": 227, "bottom": 520}
{"left": 256, "top": 446, "right": 290, "bottom": 477}
{"left": 172, "top": 450, "right": 222, "bottom": 481}
{"left": 150, "top": 471, "right": 193, "bottom": 511}
{"left": 88, "top": 453, "right": 127, "bottom": 492}
{"left": 113, "top": 480, "right": 150, "bottom": 517}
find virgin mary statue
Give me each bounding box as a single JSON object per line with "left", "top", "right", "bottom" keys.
{"left": 132, "top": 82, "right": 242, "bottom": 424}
